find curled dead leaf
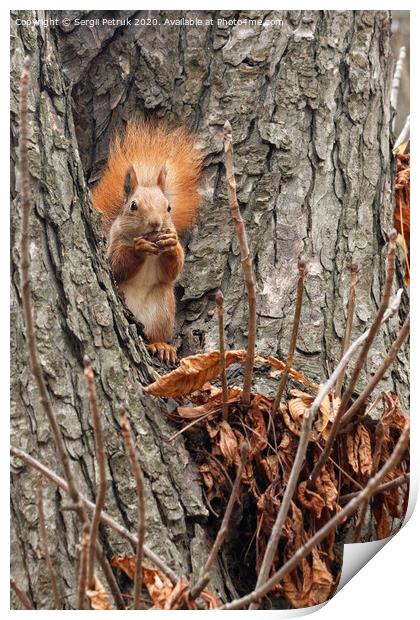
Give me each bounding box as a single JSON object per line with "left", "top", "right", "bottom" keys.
{"left": 346, "top": 423, "right": 372, "bottom": 477}
{"left": 282, "top": 548, "right": 334, "bottom": 608}
{"left": 372, "top": 498, "right": 391, "bottom": 540}
{"left": 144, "top": 350, "right": 247, "bottom": 397}
{"left": 247, "top": 397, "right": 268, "bottom": 456}
{"left": 281, "top": 387, "right": 338, "bottom": 441}
{"left": 260, "top": 455, "right": 279, "bottom": 482}
{"left": 177, "top": 387, "right": 242, "bottom": 419}
{"left": 262, "top": 356, "right": 319, "bottom": 389}
{"left": 314, "top": 465, "right": 338, "bottom": 511}
{"left": 218, "top": 420, "right": 239, "bottom": 466}
{"left": 297, "top": 481, "right": 325, "bottom": 518}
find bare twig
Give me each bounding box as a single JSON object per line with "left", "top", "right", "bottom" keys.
{"left": 391, "top": 46, "right": 406, "bottom": 119}
{"left": 20, "top": 55, "right": 79, "bottom": 502}
{"left": 249, "top": 285, "right": 403, "bottom": 609}
{"left": 10, "top": 577, "right": 33, "bottom": 610}
{"left": 18, "top": 54, "right": 103, "bottom": 604}
{"left": 309, "top": 233, "right": 397, "bottom": 486}
{"left": 341, "top": 232, "right": 396, "bottom": 412}
{"left": 119, "top": 405, "right": 146, "bottom": 610}
{"left": 223, "top": 121, "right": 257, "bottom": 406}
{"left": 340, "top": 473, "right": 409, "bottom": 503}
{"left": 340, "top": 315, "right": 410, "bottom": 429}
{"left": 215, "top": 291, "right": 229, "bottom": 420}
{"left": 36, "top": 478, "right": 61, "bottom": 608}
{"left": 221, "top": 422, "right": 409, "bottom": 609}
{"left": 95, "top": 548, "right": 126, "bottom": 610}
{"left": 83, "top": 356, "right": 107, "bottom": 590}
{"left": 394, "top": 115, "right": 410, "bottom": 152}
{"left": 77, "top": 523, "right": 89, "bottom": 609}
{"left": 10, "top": 446, "right": 178, "bottom": 585}
{"left": 17, "top": 56, "right": 154, "bottom": 612}
{"left": 168, "top": 411, "right": 214, "bottom": 442}
{"left": 271, "top": 259, "right": 305, "bottom": 415}
{"left": 336, "top": 261, "right": 358, "bottom": 397}
{"left": 191, "top": 442, "right": 249, "bottom": 599}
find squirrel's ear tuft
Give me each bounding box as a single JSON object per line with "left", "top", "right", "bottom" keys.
{"left": 157, "top": 164, "right": 167, "bottom": 193}
{"left": 124, "top": 165, "right": 138, "bottom": 199}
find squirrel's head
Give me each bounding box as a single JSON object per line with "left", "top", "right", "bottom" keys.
{"left": 118, "top": 164, "right": 173, "bottom": 239}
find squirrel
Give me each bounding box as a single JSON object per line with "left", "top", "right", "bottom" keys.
{"left": 92, "top": 121, "right": 202, "bottom": 364}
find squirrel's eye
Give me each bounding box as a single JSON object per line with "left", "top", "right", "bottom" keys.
{"left": 130, "top": 201, "right": 137, "bottom": 211}
{"left": 167, "top": 204, "right": 172, "bottom": 213}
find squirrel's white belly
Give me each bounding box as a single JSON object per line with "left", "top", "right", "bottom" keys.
{"left": 119, "top": 256, "right": 161, "bottom": 327}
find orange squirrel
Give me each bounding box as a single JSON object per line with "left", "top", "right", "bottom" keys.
{"left": 92, "top": 121, "right": 202, "bottom": 363}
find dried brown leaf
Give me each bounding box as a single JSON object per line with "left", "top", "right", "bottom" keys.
{"left": 111, "top": 554, "right": 136, "bottom": 580}
{"left": 86, "top": 576, "right": 113, "bottom": 610}
{"left": 314, "top": 465, "right": 338, "bottom": 511}
{"left": 218, "top": 420, "right": 239, "bottom": 466}
{"left": 281, "top": 549, "right": 333, "bottom": 608}
{"left": 143, "top": 565, "right": 174, "bottom": 609}
{"left": 247, "top": 397, "right": 268, "bottom": 456}
{"left": 111, "top": 556, "right": 177, "bottom": 610}
{"left": 260, "top": 455, "right": 279, "bottom": 482}
{"left": 297, "top": 481, "right": 325, "bottom": 518}
{"left": 177, "top": 387, "right": 242, "bottom": 419}
{"left": 282, "top": 387, "right": 337, "bottom": 441}
{"left": 144, "top": 350, "right": 247, "bottom": 397}
{"left": 262, "top": 356, "right": 318, "bottom": 389}
{"left": 347, "top": 423, "right": 372, "bottom": 476}
{"left": 373, "top": 498, "right": 391, "bottom": 540}
{"left": 164, "top": 579, "right": 196, "bottom": 610}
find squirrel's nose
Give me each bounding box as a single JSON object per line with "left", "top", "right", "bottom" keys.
{"left": 149, "top": 220, "right": 161, "bottom": 231}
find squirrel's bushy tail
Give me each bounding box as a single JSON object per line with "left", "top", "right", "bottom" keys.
{"left": 92, "top": 120, "right": 203, "bottom": 233}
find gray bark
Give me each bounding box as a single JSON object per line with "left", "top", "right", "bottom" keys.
{"left": 10, "top": 9, "right": 407, "bottom": 610}
{"left": 10, "top": 10, "right": 225, "bottom": 610}
{"left": 58, "top": 9, "right": 407, "bottom": 401}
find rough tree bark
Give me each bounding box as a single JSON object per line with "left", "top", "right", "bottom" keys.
{"left": 10, "top": 9, "right": 408, "bottom": 610}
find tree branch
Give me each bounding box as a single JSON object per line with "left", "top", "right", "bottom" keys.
{"left": 309, "top": 235, "right": 398, "bottom": 486}
{"left": 10, "top": 446, "right": 178, "bottom": 585}
{"left": 10, "top": 577, "right": 33, "bottom": 610}
{"left": 248, "top": 286, "right": 403, "bottom": 609}
{"left": 83, "top": 356, "right": 108, "bottom": 591}
{"left": 77, "top": 523, "right": 89, "bottom": 609}
{"left": 221, "top": 422, "right": 409, "bottom": 609}
{"left": 390, "top": 46, "right": 406, "bottom": 116}
{"left": 394, "top": 115, "right": 410, "bottom": 152}
{"left": 335, "top": 261, "right": 358, "bottom": 398}
{"left": 36, "top": 478, "right": 61, "bottom": 609}
{"left": 215, "top": 291, "right": 229, "bottom": 420}
{"left": 191, "top": 442, "right": 249, "bottom": 599}
{"left": 223, "top": 120, "right": 257, "bottom": 406}
{"left": 340, "top": 473, "right": 409, "bottom": 503}
{"left": 18, "top": 55, "right": 84, "bottom": 514}
{"left": 339, "top": 314, "right": 409, "bottom": 429}
{"left": 271, "top": 259, "right": 305, "bottom": 415}
{"left": 119, "top": 405, "right": 146, "bottom": 610}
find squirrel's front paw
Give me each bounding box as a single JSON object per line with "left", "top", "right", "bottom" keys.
{"left": 147, "top": 342, "right": 178, "bottom": 365}
{"left": 155, "top": 231, "right": 178, "bottom": 254}
{"left": 134, "top": 236, "right": 158, "bottom": 256}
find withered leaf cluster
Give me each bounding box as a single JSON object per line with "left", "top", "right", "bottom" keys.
{"left": 146, "top": 350, "right": 410, "bottom": 608}
{"left": 111, "top": 555, "right": 219, "bottom": 610}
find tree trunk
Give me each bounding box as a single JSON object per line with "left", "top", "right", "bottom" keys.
{"left": 10, "top": 9, "right": 407, "bottom": 610}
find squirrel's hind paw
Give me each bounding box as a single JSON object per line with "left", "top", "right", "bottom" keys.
{"left": 147, "top": 342, "right": 178, "bottom": 365}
